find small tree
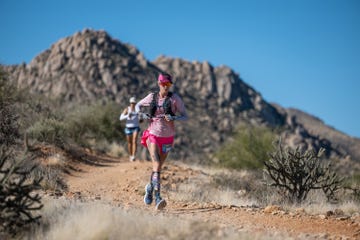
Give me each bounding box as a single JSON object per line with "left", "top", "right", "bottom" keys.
{"left": 0, "top": 147, "right": 43, "bottom": 236}
{"left": 264, "top": 139, "right": 342, "bottom": 203}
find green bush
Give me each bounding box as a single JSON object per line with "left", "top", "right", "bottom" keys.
{"left": 64, "top": 102, "right": 124, "bottom": 146}
{"left": 26, "top": 118, "right": 67, "bottom": 147}
{"left": 25, "top": 101, "right": 125, "bottom": 148}
{"left": 345, "top": 174, "right": 360, "bottom": 186}
{"left": 343, "top": 173, "right": 360, "bottom": 201}
{"left": 215, "top": 125, "right": 276, "bottom": 169}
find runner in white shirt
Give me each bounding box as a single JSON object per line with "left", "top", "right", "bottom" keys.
{"left": 120, "top": 97, "right": 140, "bottom": 161}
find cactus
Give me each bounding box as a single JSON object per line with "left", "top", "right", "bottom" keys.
{"left": 264, "top": 139, "right": 342, "bottom": 203}
{"left": 0, "top": 147, "right": 43, "bottom": 236}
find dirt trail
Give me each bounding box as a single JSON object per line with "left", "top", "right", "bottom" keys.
{"left": 64, "top": 155, "right": 360, "bottom": 239}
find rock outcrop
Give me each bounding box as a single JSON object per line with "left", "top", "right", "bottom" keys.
{"left": 6, "top": 29, "right": 160, "bottom": 104}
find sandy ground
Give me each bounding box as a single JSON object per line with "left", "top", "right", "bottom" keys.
{"left": 63, "top": 154, "right": 360, "bottom": 239}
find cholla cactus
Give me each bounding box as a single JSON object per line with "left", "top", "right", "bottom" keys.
{"left": 264, "top": 139, "right": 342, "bottom": 203}
{"left": 0, "top": 147, "right": 43, "bottom": 236}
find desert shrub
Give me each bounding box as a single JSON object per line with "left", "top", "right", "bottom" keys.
{"left": 215, "top": 125, "right": 276, "bottom": 169}
{"left": 343, "top": 173, "right": 360, "bottom": 189}
{"left": 25, "top": 101, "right": 125, "bottom": 149}
{"left": 211, "top": 170, "right": 261, "bottom": 192}
{"left": 264, "top": 139, "right": 343, "bottom": 203}
{"left": 19, "top": 98, "right": 61, "bottom": 134}
{"left": 0, "top": 146, "right": 43, "bottom": 236}
{"left": 26, "top": 118, "right": 67, "bottom": 147}
{"left": 1, "top": 68, "right": 64, "bottom": 148}
{"left": 343, "top": 173, "right": 360, "bottom": 201}
{"left": 0, "top": 100, "right": 20, "bottom": 146}
{"left": 0, "top": 70, "right": 20, "bottom": 146}
{"left": 32, "top": 165, "right": 66, "bottom": 192}
{"left": 64, "top": 102, "right": 124, "bottom": 147}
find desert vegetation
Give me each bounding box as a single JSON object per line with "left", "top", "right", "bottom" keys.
{"left": 264, "top": 140, "right": 342, "bottom": 203}
{"left": 25, "top": 102, "right": 124, "bottom": 150}
{"left": 0, "top": 70, "right": 20, "bottom": 147}
{"left": 0, "top": 69, "right": 128, "bottom": 237}
{"left": 0, "top": 147, "right": 43, "bottom": 236}
{"left": 0, "top": 70, "right": 43, "bottom": 236}
{"left": 1, "top": 67, "right": 359, "bottom": 239}
{"left": 26, "top": 198, "right": 289, "bottom": 240}
{"left": 211, "top": 123, "right": 359, "bottom": 207}
{"left": 214, "top": 125, "right": 276, "bottom": 169}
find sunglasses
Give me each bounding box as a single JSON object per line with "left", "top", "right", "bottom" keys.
{"left": 160, "top": 82, "right": 172, "bottom": 87}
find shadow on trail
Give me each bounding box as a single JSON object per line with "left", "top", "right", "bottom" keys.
{"left": 167, "top": 206, "right": 223, "bottom": 214}
{"left": 64, "top": 145, "right": 120, "bottom": 168}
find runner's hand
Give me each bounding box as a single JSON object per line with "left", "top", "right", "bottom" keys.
{"left": 140, "top": 113, "right": 151, "bottom": 120}
{"left": 165, "top": 114, "right": 175, "bottom": 121}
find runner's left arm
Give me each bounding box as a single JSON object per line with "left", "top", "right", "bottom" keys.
{"left": 135, "top": 93, "right": 152, "bottom": 111}
{"left": 169, "top": 94, "right": 188, "bottom": 121}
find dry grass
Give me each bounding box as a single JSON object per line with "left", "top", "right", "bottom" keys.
{"left": 23, "top": 198, "right": 277, "bottom": 240}
{"left": 283, "top": 190, "right": 360, "bottom": 216}
{"left": 170, "top": 162, "right": 360, "bottom": 216}
{"left": 106, "top": 142, "right": 126, "bottom": 158}
{"left": 298, "top": 201, "right": 360, "bottom": 216}
{"left": 18, "top": 162, "right": 359, "bottom": 239}
{"left": 46, "top": 153, "right": 66, "bottom": 167}
{"left": 168, "top": 164, "right": 262, "bottom": 207}
{"left": 171, "top": 181, "right": 258, "bottom": 207}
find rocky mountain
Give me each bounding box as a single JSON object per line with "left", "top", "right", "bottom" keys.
{"left": 280, "top": 107, "right": 360, "bottom": 170}
{"left": 3, "top": 29, "right": 360, "bottom": 170}
{"left": 5, "top": 29, "right": 161, "bottom": 103}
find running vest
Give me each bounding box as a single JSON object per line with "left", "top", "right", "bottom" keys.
{"left": 149, "top": 92, "right": 175, "bottom": 117}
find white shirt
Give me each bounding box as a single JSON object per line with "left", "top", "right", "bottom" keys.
{"left": 119, "top": 106, "right": 140, "bottom": 128}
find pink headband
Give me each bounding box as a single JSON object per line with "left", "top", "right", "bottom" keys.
{"left": 158, "top": 74, "right": 172, "bottom": 83}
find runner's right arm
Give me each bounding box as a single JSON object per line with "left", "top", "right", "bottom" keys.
{"left": 119, "top": 108, "right": 128, "bottom": 121}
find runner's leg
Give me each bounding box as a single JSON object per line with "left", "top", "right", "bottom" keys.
{"left": 153, "top": 143, "right": 168, "bottom": 209}
{"left": 126, "top": 134, "right": 132, "bottom": 158}
{"left": 159, "top": 152, "right": 168, "bottom": 169}
{"left": 132, "top": 130, "right": 139, "bottom": 159}
{"left": 143, "top": 139, "right": 160, "bottom": 205}
{"left": 146, "top": 139, "right": 161, "bottom": 171}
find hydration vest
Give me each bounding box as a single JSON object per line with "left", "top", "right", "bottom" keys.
{"left": 149, "top": 92, "right": 175, "bottom": 117}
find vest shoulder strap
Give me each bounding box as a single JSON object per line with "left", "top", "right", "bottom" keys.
{"left": 152, "top": 91, "right": 173, "bottom": 102}
{"left": 150, "top": 91, "right": 174, "bottom": 116}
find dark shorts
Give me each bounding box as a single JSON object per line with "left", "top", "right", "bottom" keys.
{"left": 124, "top": 127, "right": 140, "bottom": 135}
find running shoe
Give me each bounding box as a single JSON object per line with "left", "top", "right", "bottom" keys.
{"left": 155, "top": 197, "right": 167, "bottom": 210}
{"left": 144, "top": 183, "right": 153, "bottom": 205}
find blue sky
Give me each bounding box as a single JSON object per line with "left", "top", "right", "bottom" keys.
{"left": 1, "top": 0, "right": 360, "bottom": 138}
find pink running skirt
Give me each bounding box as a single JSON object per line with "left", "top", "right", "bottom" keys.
{"left": 141, "top": 129, "right": 174, "bottom": 154}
